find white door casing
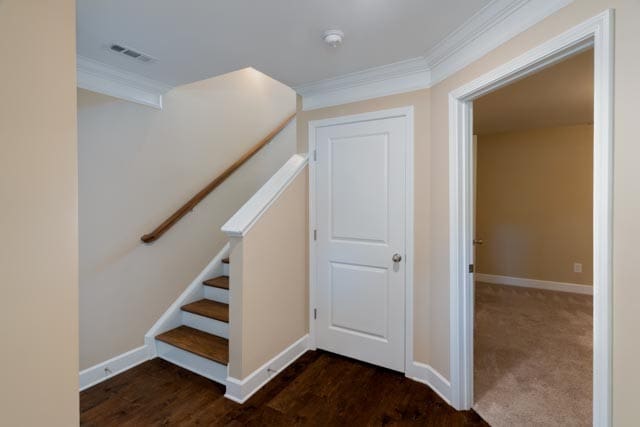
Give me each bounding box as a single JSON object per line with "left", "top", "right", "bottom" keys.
{"left": 472, "top": 134, "right": 479, "bottom": 273}
{"left": 448, "top": 10, "right": 613, "bottom": 426}
{"left": 313, "top": 112, "right": 410, "bottom": 372}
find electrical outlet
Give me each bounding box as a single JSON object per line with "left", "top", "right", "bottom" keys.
{"left": 573, "top": 262, "right": 583, "bottom": 273}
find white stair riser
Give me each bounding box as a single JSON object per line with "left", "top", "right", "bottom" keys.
{"left": 204, "top": 286, "right": 229, "bottom": 304}
{"left": 155, "top": 340, "right": 227, "bottom": 385}
{"left": 181, "top": 311, "right": 229, "bottom": 339}
{"left": 223, "top": 263, "right": 230, "bottom": 276}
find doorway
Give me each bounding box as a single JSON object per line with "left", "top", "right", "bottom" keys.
{"left": 473, "top": 48, "right": 594, "bottom": 426}
{"left": 309, "top": 107, "right": 414, "bottom": 372}
{"left": 448, "top": 10, "right": 612, "bottom": 427}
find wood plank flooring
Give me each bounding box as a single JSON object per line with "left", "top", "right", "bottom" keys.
{"left": 80, "top": 350, "right": 487, "bottom": 426}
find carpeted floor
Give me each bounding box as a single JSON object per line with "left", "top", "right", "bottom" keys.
{"left": 474, "top": 282, "right": 593, "bottom": 427}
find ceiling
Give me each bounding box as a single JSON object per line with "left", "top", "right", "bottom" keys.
{"left": 77, "top": 0, "right": 491, "bottom": 88}
{"left": 474, "top": 48, "right": 594, "bottom": 135}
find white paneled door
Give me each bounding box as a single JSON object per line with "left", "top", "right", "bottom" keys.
{"left": 315, "top": 114, "right": 407, "bottom": 372}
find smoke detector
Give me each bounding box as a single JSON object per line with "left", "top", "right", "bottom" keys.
{"left": 322, "top": 30, "right": 344, "bottom": 47}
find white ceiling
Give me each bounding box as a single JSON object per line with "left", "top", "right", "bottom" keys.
{"left": 474, "top": 48, "right": 593, "bottom": 135}
{"left": 77, "top": 0, "right": 492, "bottom": 88}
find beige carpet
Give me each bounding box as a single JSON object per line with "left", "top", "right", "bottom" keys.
{"left": 474, "top": 282, "right": 592, "bottom": 427}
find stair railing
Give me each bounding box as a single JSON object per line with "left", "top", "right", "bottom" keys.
{"left": 141, "top": 113, "right": 295, "bottom": 243}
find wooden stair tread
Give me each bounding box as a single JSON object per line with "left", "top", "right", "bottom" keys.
{"left": 203, "top": 276, "right": 229, "bottom": 290}
{"left": 156, "top": 326, "right": 228, "bottom": 365}
{"left": 222, "top": 257, "right": 230, "bottom": 264}
{"left": 181, "top": 299, "right": 229, "bottom": 322}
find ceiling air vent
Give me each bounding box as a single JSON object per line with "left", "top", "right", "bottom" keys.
{"left": 109, "top": 44, "right": 155, "bottom": 63}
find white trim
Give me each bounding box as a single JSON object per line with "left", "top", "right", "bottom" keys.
{"left": 77, "top": 55, "right": 172, "bottom": 110}
{"left": 307, "top": 107, "right": 414, "bottom": 129}
{"left": 144, "top": 243, "right": 229, "bottom": 354}
{"left": 204, "top": 284, "right": 230, "bottom": 304}
{"left": 449, "top": 71, "right": 475, "bottom": 413}
{"left": 79, "top": 345, "right": 150, "bottom": 391}
{"left": 404, "top": 107, "right": 416, "bottom": 382}
{"left": 181, "top": 311, "right": 230, "bottom": 338}
{"left": 307, "top": 106, "right": 415, "bottom": 372}
{"left": 156, "top": 341, "right": 227, "bottom": 385}
{"left": 448, "top": 10, "right": 613, "bottom": 427}
{"left": 308, "top": 125, "right": 318, "bottom": 351}
{"left": 295, "top": 58, "right": 430, "bottom": 111}
{"left": 427, "top": 0, "right": 573, "bottom": 86}
{"left": 224, "top": 335, "right": 309, "bottom": 403}
{"left": 222, "top": 151, "right": 308, "bottom": 237}
{"left": 406, "top": 362, "right": 452, "bottom": 405}
{"left": 475, "top": 274, "right": 593, "bottom": 295}
{"left": 295, "top": 0, "right": 572, "bottom": 110}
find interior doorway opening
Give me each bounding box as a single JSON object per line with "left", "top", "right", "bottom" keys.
{"left": 472, "top": 48, "right": 594, "bottom": 426}
{"left": 448, "top": 10, "right": 612, "bottom": 427}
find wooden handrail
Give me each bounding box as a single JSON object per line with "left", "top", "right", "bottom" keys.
{"left": 141, "top": 113, "right": 296, "bottom": 243}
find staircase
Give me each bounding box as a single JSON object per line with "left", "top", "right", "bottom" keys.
{"left": 140, "top": 112, "right": 306, "bottom": 401}
{"left": 153, "top": 257, "right": 231, "bottom": 384}
{"left": 144, "top": 152, "right": 308, "bottom": 403}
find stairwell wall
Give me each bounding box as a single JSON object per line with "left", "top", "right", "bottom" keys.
{"left": 228, "top": 168, "right": 308, "bottom": 379}
{"left": 78, "top": 68, "right": 296, "bottom": 370}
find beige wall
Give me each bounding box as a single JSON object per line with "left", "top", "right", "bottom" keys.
{"left": 298, "top": 1, "right": 640, "bottom": 424}
{"left": 476, "top": 125, "right": 593, "bottom": 285}
{"left": 0, "top": 0, "right": 79, "bottom": 425}
{"left": 78, "top": 69, "right": 296, "bottom": 369}
{"left": 228, "top": 169, "right": 308, "bottom": 378}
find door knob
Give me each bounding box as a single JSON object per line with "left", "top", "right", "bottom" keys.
{"left": 392, "top": 253, "right": 402, "bottom": 263}
{"left": 473, "top": 239, "right": 484, "bottom": 245}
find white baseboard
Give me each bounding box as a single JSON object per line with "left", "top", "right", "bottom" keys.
{"left": 225, "top": 334, "right": 310, "bottom": 404}
{"left": 406, "top": 361, "right": 452, "bottom": 405}
{"left": 475, "top": 273, "right": 593, "bottom": 295}
{"left": 79, "top": 345, "right": 151, "bottom": 391}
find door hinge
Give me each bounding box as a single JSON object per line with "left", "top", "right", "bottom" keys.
{"left": 313, "top": 149, "right": 317, "bottom": 161}
{"left": 314, "top": 229, "right": 317, "bottom": 241}
{"left": 313, "top": 308, "right": 317, "bottom": 319}
{"left": 468, "top": 264, "right": 474, "bottom": 273}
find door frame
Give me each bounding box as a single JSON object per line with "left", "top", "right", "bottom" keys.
{"left": 308, "top": 106, "right": 415, "bottom": 373}
{"left": 448, "top": 10, "right": 613, "bottom": 426}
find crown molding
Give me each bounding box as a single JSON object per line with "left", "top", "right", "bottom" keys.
{"left": 76, "top": 55, "right": 173, "bottom": 109}
{"left": 424, "top": 0, "right": 530, "bottom": 69}
{"left": 294, "top": 57, "right": 431, "bottom": 111}
{"left": 296, "top": 0, "right": 574, "bottom": 111}
{"left": 427, "top": 0, "right": 574, "bottom": 86}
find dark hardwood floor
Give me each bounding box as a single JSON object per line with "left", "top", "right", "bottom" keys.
{"left": 80, "top": 350, "right": 488, "bottom": 426}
